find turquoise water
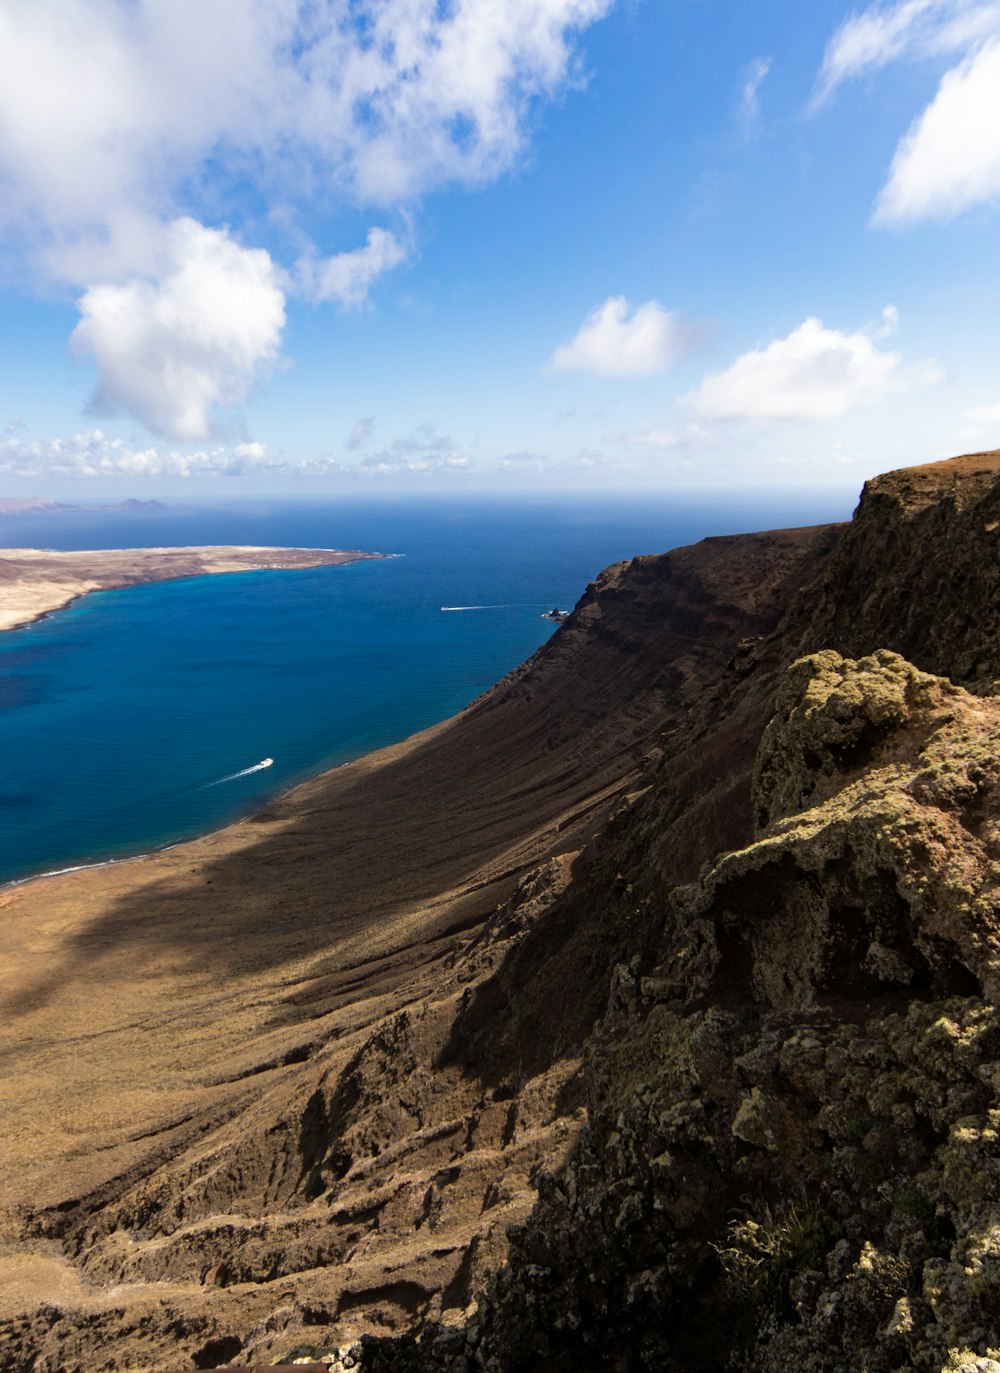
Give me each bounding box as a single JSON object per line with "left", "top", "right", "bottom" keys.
{"left": 0, "top": 492, "right": 854, "bottom": 884}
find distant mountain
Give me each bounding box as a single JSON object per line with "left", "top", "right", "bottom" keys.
{"left": 0, "top": 496, "right": 173, "bottom": 514}
{"left": 0, "top": 497, "right": 74, "bottom": 514}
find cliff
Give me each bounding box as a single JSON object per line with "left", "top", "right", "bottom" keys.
{"left": 2, "top": 451, "right": 999, "bottom": 1372}
{"left": 354, "top": 449, "right": 1000, "bottom": 1373}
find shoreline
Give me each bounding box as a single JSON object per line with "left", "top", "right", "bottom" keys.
{"left": 0, "top": 757, "right": 348, "bottom": 893}
{"left": 0, "top": 544, "right": 391, "bottom": 889}
{"left": 0, "top": 544, "right": 385, "bottom": 634}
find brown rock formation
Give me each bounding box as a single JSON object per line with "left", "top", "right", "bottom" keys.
{"left": 388, "top": 648, "right": 999, "bottom": 1373}
{"left": 348, "top": 452, "right": 1000, "bottom": 1373}
{"left": 804, "top": 448, "right": 1000, "bottom": 689}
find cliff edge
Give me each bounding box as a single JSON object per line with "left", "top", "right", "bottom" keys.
{"left": 351, "top": 450, "right": 1000, "bottom": 1373}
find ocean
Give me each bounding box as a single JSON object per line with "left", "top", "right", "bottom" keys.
{"left": 0, "top": 491, "right": 855, "bottom": 885}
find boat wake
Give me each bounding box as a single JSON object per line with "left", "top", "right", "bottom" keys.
{"left": 207, "top": 757, "right": 274, "bottom": 786}
{"left": 440, "top": 604, "right": 516, "bottom": 612}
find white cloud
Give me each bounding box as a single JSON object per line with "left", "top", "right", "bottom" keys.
{"left": 359, "top": 453, "right": 471, "bottom": 477}
{"left": 357, "top": 422, "right": 471, "bottom": 474}
{"left": 814, "top": 0, "right": 1000, "bottom": 103}
{"left": 548, "top": 297, "right": 697, "bottom": 377}
{"left": 69, "top": 218, "right": 286, "bottom": 442}
{"left": 687, "top": 316, "right": 906, "bottom": 423}
{"left": 958, "top": 401, "right": 1000, "bottom": 444}
{"left": 301, "top": 0, "right": 616, "bottom": 204}
{"left": 496, "top": 450, "right": 548, "bottom": 471}
{"left": 607, "top": 422, "right": 711, "bottom": 451}
{"left": 874, "top": 37, "right": 1000, "bottom": 221}
{"left": 0, "top": 425, "right": 468, "bottom": 480}
{"left": 299, "top": 228, "right": 407, "bottom": 308}
{"left": 0, "top": 429, "right": 296, "bottom": 480}
{"left": 739, "top": 57, "right": 772, "bottom": 137}
{"left": 0, "top": 0, "right": 615, "bottom": 439}
{"left": 548, "top": 447, "right": 637, "bottom": 473}
{"left": 874, "top": 303, "right": 901, "bottom": 338}
{"left": 0, "top": 0, "right": 613, "bottom": 256}
{"left": 346, "top": 416, "right": 376, "bottom": 450}
{"left": 814, "top": 0, "right": 1000, "bottom": 223}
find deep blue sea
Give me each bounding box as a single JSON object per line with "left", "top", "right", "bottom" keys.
{"left": 0, "top": 491, "right": 855, "bottom": 885}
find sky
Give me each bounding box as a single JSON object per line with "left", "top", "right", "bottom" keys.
{"left": 1, "top": 0, "right": 999, "bottom": 497}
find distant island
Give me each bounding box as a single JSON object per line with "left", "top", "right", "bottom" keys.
{"left": 0, "top": 545, "right": 384, "bottom": 633}
{"left": 0, "top": 496, "right": 174, "bottom": 515}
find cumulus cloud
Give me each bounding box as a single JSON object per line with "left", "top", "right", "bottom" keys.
{"left": 814, "top": 0, "right": 1000, "bottom": 222}
{"left": 687, "top": 315, "right": 908, "bottom": 423}
{"left": 298, "top": 228, "right": 408, "bottom": 308}
{"left": 69, "top": 218, "right": 286, "bottom": 442}
{"left": 0, "top": 0, "right": 614, "bottom": 439}
{"left": 0, "top": 429, "right": 274, "bottom": 480}
{"left": 0, "top": 0, "right": 613, "bottom": 252}
{"left": 874, "top": 303, "right": 901, "bottom": 338}
{"left": 874, "top": 38, "right": 1000, "bottom": 221}
{"left": 548, "top": 297, "right": 697, "bottom": 376}
{"left": 0, "top": 424, "right": 471, "bottom": 481}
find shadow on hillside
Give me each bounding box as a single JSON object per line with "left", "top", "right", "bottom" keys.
{"left": 1, "top": 623, "right": 660, "bottom": 1027}
{"left": 3, "top": 525, "right": 842, "bottom": 1032}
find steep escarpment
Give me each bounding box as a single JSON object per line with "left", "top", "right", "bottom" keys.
{"left": 349, "top": 451, "right": 1000, "bottom": 1373}
{"left": 0, "top": 524, "right": 835, "bottom": 1371}
{"left": 804, "top": 449, "right": 1000, "bottom": 690}
{"left": 379, "top": 651, "right": 999, "bottom": 1373}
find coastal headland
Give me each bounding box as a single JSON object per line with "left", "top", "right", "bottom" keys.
{"left": 0, "top": 545, "right": 384, "bottom": 633}
{"left": 2, "top": 450, "right": 1000, "bottom": 1371}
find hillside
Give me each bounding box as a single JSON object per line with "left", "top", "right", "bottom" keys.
{"left": 1, "top": 449, "right": 999, "bottom": 1371}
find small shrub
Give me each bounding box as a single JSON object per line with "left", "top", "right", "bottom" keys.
{"left": 894, "top": 1185, "right": 934, "bottom": 1222}
{"left": 715, "top": 1198, "right": 840, "bottom": 1306}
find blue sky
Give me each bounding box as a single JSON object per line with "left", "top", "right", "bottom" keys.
{"left": 1, "top": 0, "right": 999, "bottom": 496}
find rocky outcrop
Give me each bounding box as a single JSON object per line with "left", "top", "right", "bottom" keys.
{"left": 804, "top": 449, "right": 1000, "bottom": 691}
{"left": 353, "top": 645, "right": 1000, "bottom": 1372}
